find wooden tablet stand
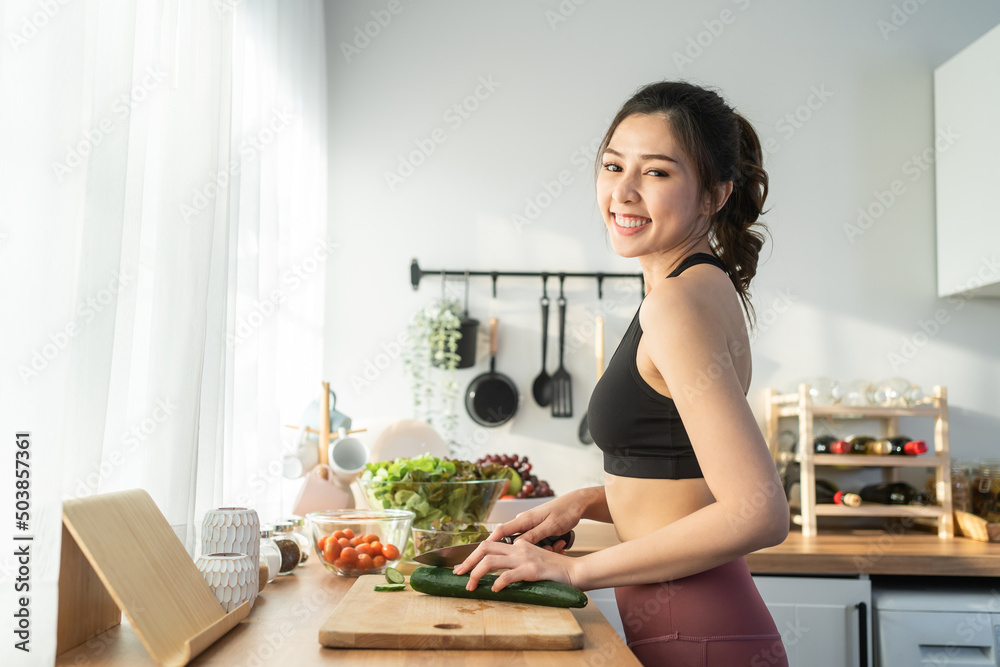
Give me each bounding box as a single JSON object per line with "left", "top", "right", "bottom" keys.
{"left": 56, "top": 489, "right": 251, "bottom": 667}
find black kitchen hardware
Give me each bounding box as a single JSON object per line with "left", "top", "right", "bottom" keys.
{"left": 551, "top": 277, "right": 573, "bottom": 418}
{"left": 465, "top": 317, "right": 519, "bottom": 427}
{"left": 531, "top": 276, "right": 553, "bottom": 408}
{"left": 409, "top": 259, "right": 645, "bottom": 298}
{"left": 455, "top": 272, "right": 478, "bottom": 369}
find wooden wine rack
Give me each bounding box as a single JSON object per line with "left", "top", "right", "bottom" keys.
{"left": 765, "top": 384, "right": 953, "bottom": 538}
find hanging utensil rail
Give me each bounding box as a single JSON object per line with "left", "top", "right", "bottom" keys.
{"left": 410, "top": 258, "right": 644, "bottom": 298}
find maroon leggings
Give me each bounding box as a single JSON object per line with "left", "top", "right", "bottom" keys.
{"left": 615, "top": 558, "right": 788, "bottom": 667}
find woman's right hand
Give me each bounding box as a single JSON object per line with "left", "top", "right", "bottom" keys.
{"left": 488, "top": 487, "right": 601, "bottom": 550}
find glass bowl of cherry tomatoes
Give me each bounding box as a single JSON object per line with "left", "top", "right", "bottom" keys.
{"left": 306, "top": 509, "right": 414, "bottom": 577}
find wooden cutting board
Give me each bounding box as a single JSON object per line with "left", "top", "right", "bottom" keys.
{"left": 318, "top": 575, "right": 585, "bottom": 650}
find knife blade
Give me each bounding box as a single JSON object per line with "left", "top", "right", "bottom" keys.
{"left": 412, "top": 530, "right": 575, "bottom": 567}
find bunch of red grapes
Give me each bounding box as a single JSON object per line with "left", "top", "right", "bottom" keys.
{"left": 476, "top": 454, "right": 555, "bottom": 498}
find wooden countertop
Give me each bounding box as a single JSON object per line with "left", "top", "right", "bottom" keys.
{"left": 55, "top": 555, "right": 640, "bottom": 667}
{"left": 571, "top": 520, "right": 1000, "bottom": 577}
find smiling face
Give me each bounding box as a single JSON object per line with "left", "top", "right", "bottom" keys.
{"left": 596, "top": 113, "right": 713, "bottom": 260}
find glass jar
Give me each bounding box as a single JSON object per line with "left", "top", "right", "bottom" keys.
{"left": 971, "top": 460, "right": 1000, "bottom": 521}
{"left": 271, "top": 522, "right": 302, "bottom": 575}
{"left": 278, "top": 516, "right": 311, "bottom": 565}
{"left": 951, "top": 460, "right": 971, "bottom": 513}
{"left": 260, "top": 528, "right": 282, "bottom": 584}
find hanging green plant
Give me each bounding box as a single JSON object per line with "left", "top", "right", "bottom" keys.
{"left": 404, "top": 299, "right": 463, "bottom": 451}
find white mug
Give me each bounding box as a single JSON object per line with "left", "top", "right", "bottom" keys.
{"left": 282, "top": 425, "right": 321, "bottom": 479}
{"left": 328, "top": 427, "right": 369, "bottom": 488}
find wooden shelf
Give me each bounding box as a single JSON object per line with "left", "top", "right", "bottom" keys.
{"left": 766, "top": 384, "right": 953, "bottom": 539}
{"left": 801, "top": 454, "right": 946, "bottom": 468}
{"left": 809, "top": 505, "right": 946, "bottom": 518}
{"left": 776, "top": 404, "right": 940, "bottom": 418}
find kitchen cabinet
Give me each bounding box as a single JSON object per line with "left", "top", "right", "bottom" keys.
{"left": 934, "top": 22, "right": 1000, "bottom": 297}
{"left": 765, "top": 384, "right": 953, "bottom": 538}
{"left": 873, "top": 578, "right": 1000, "bottom": 667}
{"left": 753, "top": 575, "right": 872, "bottom": 667}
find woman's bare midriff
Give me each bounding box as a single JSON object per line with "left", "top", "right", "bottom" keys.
{"left": 605, "top": 473, "right": 716, "bottom": 542}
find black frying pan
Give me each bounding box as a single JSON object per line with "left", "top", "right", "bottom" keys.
{"left": 465, "top": 318, "right": 519, "bottom": 427}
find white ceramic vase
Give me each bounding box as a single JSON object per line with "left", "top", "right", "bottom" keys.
{"left": 195, "top": 553, "right": 256, "bottom": 613}
{"left": 201, "top": 507, "right": 259, "bottom": 607}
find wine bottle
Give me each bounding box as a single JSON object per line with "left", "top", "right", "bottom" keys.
{"left": 815, "top": 479, "right": 861, "bottom": 506}
{"left": 858, "top": 482, "right": 931, "bottom": 506}
{"left": 813, "top": 435, "right": 838, "bottom": 454}
{"left": 874, "top": 436, "right": 928, "bottom": 456}
{"left": 831, "top": 435, "right": 875, "bottom": 455}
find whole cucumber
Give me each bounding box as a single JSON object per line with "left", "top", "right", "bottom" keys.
{"left": 409, "top": 566, "right": 588, "bottom": 608}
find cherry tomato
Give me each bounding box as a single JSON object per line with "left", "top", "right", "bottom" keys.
{"left": 337, "top": 537, "right": 351, "bottom": 551}
{"left": 317, "top": 535, "right": 329, "bottom": 551}
{"left": 333, "top": 559, "right": 344, "bottom": 570}
{"left": 324, "top": 539, "right": 342, "bottom": 562}
{"left": 349, "top": 536, "right": 361, "bottom": 547}
{"left": 373, "top": 555, "right": 386, "bottom": 568}
{"left": 369, "top": 541, "right": 382, "bottom": 555}
{"left": 357, "top": 553, "right": 374, "bottom": 571}
{"left": 356, "top": 543, "right": 373, "bottom": 557}
{"left": 340, "top": 547, "right": 358, "bottom": 565}
{"left": 333, "top": 530, "right": 346, "bottom": 540}
{"left": 381, "top": 543, "right": 400, "bottom": 560}
{"left": 343, "top": 528, "right": 355, "bottom": 539}
{"left": 363, "top": 533, "right": 379, "bottom": 544}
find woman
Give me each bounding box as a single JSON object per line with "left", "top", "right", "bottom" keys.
{"left": 455, "top": 81, "right": 790, "bottom": 666}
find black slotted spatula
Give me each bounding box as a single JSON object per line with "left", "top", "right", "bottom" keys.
{"left": 551, "top": 279, "right": 572, "bottom": 418}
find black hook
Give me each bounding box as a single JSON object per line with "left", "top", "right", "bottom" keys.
{"left": 596, "top": 274, "right": 605, "bottom": 300}
{"left": 541, "top": 274, "right": 549, "bottom": 300}
{"left": 491, "top": 272, "right": 498, "bottom": 298}
{"left": 558, "top": 274, "right": 566, "bottom": 299}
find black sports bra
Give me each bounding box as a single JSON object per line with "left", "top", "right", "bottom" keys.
{"left": 587, "top": 253, "right": 728, "bottom": 479}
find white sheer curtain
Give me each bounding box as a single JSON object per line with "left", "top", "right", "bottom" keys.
{"left": 55, "top": 0, "right": 328, "bottom": 546}
{"left": 2, "top": 2, "right": 327, "bottom": 657}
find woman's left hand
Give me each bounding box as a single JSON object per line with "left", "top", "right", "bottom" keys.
{"left": 452, "top": 537, "right": 578, "bottom": 592}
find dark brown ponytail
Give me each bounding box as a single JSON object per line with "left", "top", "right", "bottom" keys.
{"left": 596, "top": 82, "right": 769, "bottom": 325}
{"left": 710, "top": 114, "right": 768, "bottom": 324}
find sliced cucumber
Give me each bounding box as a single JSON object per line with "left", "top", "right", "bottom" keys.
{"left": 409, "top": 566, "right": 588, "bottom": 608}
{"left": 385, "top": 567, "right": 405, "bottom": 585}
{"left": 374, "top": 583, "right": 406, "bottom": 592}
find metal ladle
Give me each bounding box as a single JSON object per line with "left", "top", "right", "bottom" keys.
{"left": 531, "top": 276, "right": 553, "bottom": 407}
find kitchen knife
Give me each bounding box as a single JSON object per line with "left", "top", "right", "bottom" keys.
{"left": 412, "top": 530, "right": 575, "bottom": 567}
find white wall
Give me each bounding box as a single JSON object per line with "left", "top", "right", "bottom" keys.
{"left": 322, "top": 1, "right": 1000, "bottom": 496}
